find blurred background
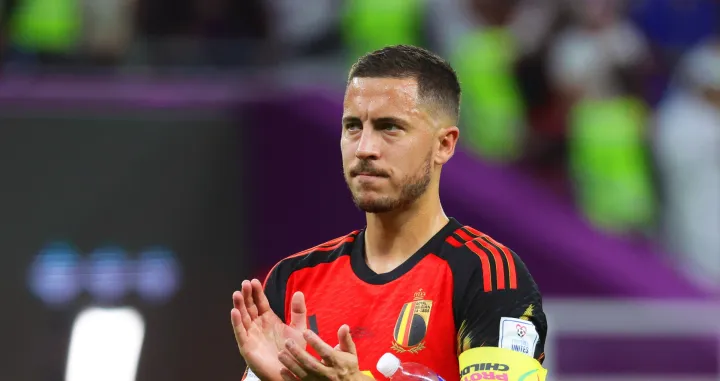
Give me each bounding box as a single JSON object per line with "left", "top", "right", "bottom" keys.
{"left": 2, "top": 0, "right": 720, "bottom": 380}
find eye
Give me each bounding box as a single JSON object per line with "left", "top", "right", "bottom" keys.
{"left": 382, "top": 124, "right": 401, "bottom": 131}
{"left": 344, "top": 123, "right": 361, "bottom": 131}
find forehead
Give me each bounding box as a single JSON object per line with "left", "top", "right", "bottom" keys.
{"left": 343, "top": 77, "right": 421, "bottom": 118}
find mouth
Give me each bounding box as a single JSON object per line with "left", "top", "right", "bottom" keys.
{"left": 352, "top": 172, "right": 387, "bottom": 179}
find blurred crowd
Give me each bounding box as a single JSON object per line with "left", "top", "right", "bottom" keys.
{"left": 1, "top": 0, "right": 719, "bottom": 290}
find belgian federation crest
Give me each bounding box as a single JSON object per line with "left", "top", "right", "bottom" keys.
{"left": 391, "top": 289, "right": 433, "bottom": 354}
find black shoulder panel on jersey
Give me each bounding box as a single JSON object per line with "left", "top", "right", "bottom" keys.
{"left": 439, "top": 225, "right": 547, "bottom": 361}
{"left": 262, "top": 231, "right": 359, "bottom": 322}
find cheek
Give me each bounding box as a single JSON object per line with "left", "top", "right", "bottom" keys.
{"left": 340, "top": 139, "right": 351, "bottom": 157}
{"left": 340, "top": 146, "right": 356, "bottom": 170}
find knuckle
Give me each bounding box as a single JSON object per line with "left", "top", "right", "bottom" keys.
{"left": 337, "top": 368, "right": 350, "bottom": 378}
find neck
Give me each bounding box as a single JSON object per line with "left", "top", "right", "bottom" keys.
{"left": 363, "top": 189, "right": 449, "bottom": 274}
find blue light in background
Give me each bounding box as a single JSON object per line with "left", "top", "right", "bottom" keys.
{"left": 28, "top": 242, "right": 182, "bottom": 306}
{"left": 84, "top": 246, "right": 130, "bottom": 303}
{"left": 28, "top": 242, "right": 82, "bottom": 305}
{"left": 135, "top": 247, "right": 181, "bottom": 304}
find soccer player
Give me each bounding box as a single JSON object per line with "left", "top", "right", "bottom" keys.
{"left": 232, "top": 45, "right": 548, "bottom": 381}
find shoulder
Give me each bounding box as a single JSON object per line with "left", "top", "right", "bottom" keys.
{"left": 438, "top": 224, "right": 533, "bottom": 293}
{"left": 262, "top": 230, "right": 361, "bottom": 286}
{"left": 439, "top": 224, "right": 514, "bottom": 267}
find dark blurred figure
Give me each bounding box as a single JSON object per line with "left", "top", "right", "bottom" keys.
{"left": 194, "top": 0, "right": 271, "bottom": 66}
{"left": 512, "top": 0, "right": 569, "bottom": 196}
{"left": 134, "top": 0, "right": 270, "bottom": 67}
{"left": 132, "top": 0, "right": 195, "bottom": 65}
{"left": 0, "top": 0, "right": 18, "bottom": 66}
{"left": 469, "top": 0, "right": 518, "bottom": 26}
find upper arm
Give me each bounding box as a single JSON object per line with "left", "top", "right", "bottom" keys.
{"left": 452, "top": 237, "right": 547, "bottom": 363}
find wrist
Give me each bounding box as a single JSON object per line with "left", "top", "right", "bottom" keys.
{"left": 245, "top": 367, "right": 284, "bottom": 381}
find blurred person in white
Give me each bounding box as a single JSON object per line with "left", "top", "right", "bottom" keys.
{"left": 267, "top": 0, "right": 342, "bottom": 58}
{"left": 654, "top": 41, "right": 720, "bottom": 292}
{"left": 548, "top": 0, "right": 657, "bottom": 234}
{"left": 80, "top": 0, "right": 134, "bottom": 65}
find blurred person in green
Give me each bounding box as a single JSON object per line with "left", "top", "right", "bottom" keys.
{"left": 341, "top": 0, "right": 426, "bottom": 62}
{"left": 342, "top": 0, "right": 557, "bottom": 164}
{"left": 654, "top": 40, "right": 720, "bottom": 291}
{"left": 451, "top": 0, "right": 525, "bottom": 163}
{"left": 3, "top": 0, "right": 81, "bottom": 66}
{"left": 429, "top": 0, "right": 562, "bottom": 175}
{"left": 548, "top": 0, "right": 656, "bottom": 234}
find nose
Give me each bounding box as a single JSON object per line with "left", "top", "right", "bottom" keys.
{"left": 355, "top": 127, "right": 381, "bottom": 160}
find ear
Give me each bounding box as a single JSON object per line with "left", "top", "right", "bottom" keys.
{"left": 435, "top": 126, "right": 459, "bottom": 165}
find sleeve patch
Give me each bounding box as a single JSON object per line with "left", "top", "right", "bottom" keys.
{"left": 498, "top": 317, "right": 538, "bottom": 358}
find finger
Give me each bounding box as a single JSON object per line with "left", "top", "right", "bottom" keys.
{"left": 233, "top": 291, "right": 243, "bottom": 310}
{"left": 280, "top": 368, "right": 299, "bottom": 381}
{"left": 230, "top": 308, "right": 248, "bottom": 347}
{"left": 289, "top": 291, "right": 307, "bottom": 331}
{"left": 303, "top": 329, "right": 337, "bottom": 365}
{"left": 242, "top": 280, "right": 259, "bottom": 320}
{"left": 232, "top": 292, "right": 253, "bottom": 329}
{"left": 285, "top": 338, "right": 328, "bottom": 375}
{"left": 337, "top": 324, "right": 357, "bottom": 355}
{"left": 278, "top": 350, "right": 308, "bottom": 379}
{"left": 251, "top": 279, "right": 272, "bottom": 315}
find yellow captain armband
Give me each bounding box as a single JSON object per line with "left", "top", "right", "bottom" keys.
{"left": 459, "top": 347, "right": 547, "bottom": 381}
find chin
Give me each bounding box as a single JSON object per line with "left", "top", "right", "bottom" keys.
{"left": 352, "top": 194, "right": 397, "bottom": 214}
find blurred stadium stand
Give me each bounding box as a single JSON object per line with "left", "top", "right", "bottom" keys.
{"left": 2, "top": 0, "right": 720, "bottom": 380}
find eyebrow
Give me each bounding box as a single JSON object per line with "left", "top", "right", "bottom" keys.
{"left": 342, "top": 116, "right": 411, "bottom": 128}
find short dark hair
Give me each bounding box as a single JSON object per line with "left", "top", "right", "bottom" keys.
{"left": 348, "top": 45, "right": 461, "bottom": 124}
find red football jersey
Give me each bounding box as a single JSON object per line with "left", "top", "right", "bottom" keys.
{"left": 263, "top": 218, "right": 546, "bottom": 381}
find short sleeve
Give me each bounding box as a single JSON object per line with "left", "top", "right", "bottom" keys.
{"left": 453, "top": 239, "right": 547, "bottom": 363}
{"left": 263, "top": 261, "right": 289, "bottom": 323}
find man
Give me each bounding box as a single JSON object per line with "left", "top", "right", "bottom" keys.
{"left": 654, "top": 40, "right": 720, "bottom": 291}
{"left": 231, "top": 45, "right": 548, "bottom": 381}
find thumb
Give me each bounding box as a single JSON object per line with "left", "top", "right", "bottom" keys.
{"left": 289, "top": 291, "right": 307, "bottom": 331}
{"left": 337, "top": 324, "right": 356, "bottom": 355}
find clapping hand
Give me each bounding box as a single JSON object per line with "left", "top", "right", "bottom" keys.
{"left": 231, "top": 279, "right": 308, "bottom": 381}
{"left": 278, "top": 324, "right": 373, "bottom": 381}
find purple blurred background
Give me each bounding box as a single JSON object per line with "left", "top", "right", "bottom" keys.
{"left": 2, "top": 0, "right": 720, "bottom": 380}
